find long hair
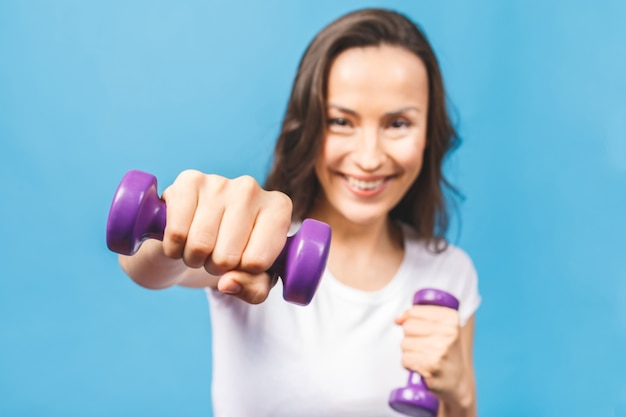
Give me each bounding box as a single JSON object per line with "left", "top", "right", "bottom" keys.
{"left": 264, "top": 8, "right": 460, "bottom": 250}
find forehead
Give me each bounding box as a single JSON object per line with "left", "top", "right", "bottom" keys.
{"left": 326, "top": 45, "right": 429, "bottom": 107}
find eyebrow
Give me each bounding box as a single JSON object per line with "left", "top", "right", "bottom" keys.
{"left": 326, "top": 104, "right": 422, "bottom": 117}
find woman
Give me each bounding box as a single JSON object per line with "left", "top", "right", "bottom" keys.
{"left": 120, "top": 8, "right": 481, "bottom": 416}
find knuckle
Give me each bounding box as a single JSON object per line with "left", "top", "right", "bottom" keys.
{"left": 237, "top": 174, "right": 259, "bottom": 187}
{"left": 165, "top": 227, "right": 188, "bottom": 246}
{"left": 245, "top": 288, "right": 269, "bottom": 305}
{"left": 178, "top": 171, "right": 230, "bottom": 196}
{"left": 238, "top": 273, "right": 272, "bottom": 305}
{"left": 233, "top": 175, "right": 260, "bottom": 196}
{"left": 211, "top": 252, "right": 240, "bottom": 270}
{"left": 177, "top": 169, "right": 203, "bottom": 184}
{"left": 204, "top": 260, "right": 223, "bottom": 277}
{"left": 421, "top": 361, "right": 437, "bottom": 377}
{"left": 203, "top": 173, "right": 227, "bottom": 190}
{"left": 186, "top": 239, "right": 214, "bottom": 259}
{"left": 162, "top": 244, "right": 181, "bottom": 259}
{"left": 271, "top": 192, "right": 294, "bottom": 224}
{"left": 272, "top": 191, "right": 293, "bottom": 212}
{"left": 240, "top": 250, "right": 274, "bottom": 273}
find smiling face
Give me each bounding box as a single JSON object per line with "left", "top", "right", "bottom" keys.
{"left": 313, "top": 44, "right": 430, "bottom": 228}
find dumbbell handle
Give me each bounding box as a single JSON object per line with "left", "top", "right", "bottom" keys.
{"left": 389, "top": 289, "right": 460, "bottom": 417}
{"left": 106, "top": 170, "right": 331, "bottom": 305}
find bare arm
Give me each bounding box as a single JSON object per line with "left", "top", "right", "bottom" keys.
{"left": 396, "top": 309, "right": 478, "bottom": 417}
{"left": 438, "top": 315, "right": 477, "bottom": 417}
{"left": 117, "top": 170, "right": 293, "bottom": 303}
{"left": 118, "top": 239, "right": 219, "bottom": 290}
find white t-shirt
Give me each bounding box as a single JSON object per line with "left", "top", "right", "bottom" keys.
{"left": 205, "top": 224, "right": 481, "bottom": 417}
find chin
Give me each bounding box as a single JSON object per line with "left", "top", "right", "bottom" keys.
{"left": 336, "top": 205, "right": 390, "bottom": 228}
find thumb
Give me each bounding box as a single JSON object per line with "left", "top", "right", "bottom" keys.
{"left": 217, "top": 270, "right": 273, "bottom": 305}
{"left": 394, "top": 310, "right": 408, "bottom": 325}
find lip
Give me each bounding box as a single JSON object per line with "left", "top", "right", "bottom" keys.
{"left": 339, "top": 173, "right": 396, "bottom": 197}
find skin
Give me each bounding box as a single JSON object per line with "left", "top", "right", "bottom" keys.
{"left": 310, "top": 45, "right": 477, "bottom": 416}
{"left": 119, "top": 44, "right": 476, "bottom": 416}
{"left": 119, "top": 172, "right": 290, "bottom": 302}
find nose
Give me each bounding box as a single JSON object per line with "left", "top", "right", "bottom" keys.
{"left": 352, "top": 126, "right": 385, "bottom": 171}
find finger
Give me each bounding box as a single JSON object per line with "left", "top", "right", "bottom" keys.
{"left": 406, "top": 305, "right": 460, "bottom": 325}
{"left": 401, "top": 335, "right": 449, "bottom": 354}
{"left": 206, "top": 199, "right": 259, "bottom": 276}
{"left": 217, "top": 270, "right": 273, "bottom": 304}
{"left": 396, "top": 305, "right": 445, "bottom": 324}
{"left": 402, "top": 351, "right": 436, "bottom": 378}
{"left": 402, "top": 317, "right": 439, "bottom": 337}
{"left": 394, "top": 310, "right": 409, "bottom": 325}
{"left": 161, "top": 184, "right": 197, "bottom": 260}
{"left": 240, "top": 192, "right": 292, "bottom": 274}
{"left": 181, "top": 175, "right": 229, "bottom": 268}
{"left": 182, "top": 194, "right": 224, "bottom": 269}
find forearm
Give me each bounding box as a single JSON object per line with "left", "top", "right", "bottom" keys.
{"left": 118, "top": 240, "right": 189, "bottom": 289}
{"left": 438, "top": 373, "right": 476, "bottom": 417}
{"left": 438, "top": 384, "right": 476, "bottom": 417}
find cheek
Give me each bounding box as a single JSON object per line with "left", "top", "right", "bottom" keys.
{"left": 392, "top": 139, "right": 427, "bottom": 177}
{"left": 314, "top": 144, "right": 333, "bottom": 186}
{"left": 315, "top": 137, "right": 343, "bottom": 174}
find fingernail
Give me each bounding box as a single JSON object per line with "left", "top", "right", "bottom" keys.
{"left": 221, "top": 281, "right": 242, "bottom": 295}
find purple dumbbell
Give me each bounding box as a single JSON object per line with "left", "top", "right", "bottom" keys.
{"left": 389, "top": 288, "right": 460, "bottom": 417}
{"left": 106, "top": 170, "right": 331, "bottom": 306}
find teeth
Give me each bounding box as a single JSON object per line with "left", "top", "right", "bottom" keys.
{"left": 347, "top": 176, "right": 385, "bottom": 190}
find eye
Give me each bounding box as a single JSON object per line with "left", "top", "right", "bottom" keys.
{"left": 327, "top": 118, "right": 350, "bottom": 127}
{"left": 326, "top": 117, "right": 354, "bottom": 134}
{"left": 389, "top": 118, "right": 411, "bottom": 129}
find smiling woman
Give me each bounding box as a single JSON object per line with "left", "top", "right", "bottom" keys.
{"left": 312, "top": 45, "right": 429, "bottom": 232}
{"left": 117, "top": 7, "right": 480, "bottom": 417}
{"left": 265, "top": 10, "right": 459, "bottom": 248}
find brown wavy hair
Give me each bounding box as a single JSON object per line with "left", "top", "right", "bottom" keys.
{"left": 264, "top": 8, "right": 460, "bottom": 250}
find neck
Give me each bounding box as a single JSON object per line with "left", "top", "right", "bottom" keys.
{"left": 310, "top": 208, "right": 404, "bottom": 291}
{"left": 334, "top": 217, "right": 399, "bottom": 252}
{"left": 307, "top": 204, "right": 403, "bottom": 263}
{"left": 307, "top": 206, "right": 404, "bottom": 291}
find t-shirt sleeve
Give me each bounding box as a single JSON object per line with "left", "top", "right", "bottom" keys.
{"left": 451, "top": 248, "right": 481, "bottom": 326}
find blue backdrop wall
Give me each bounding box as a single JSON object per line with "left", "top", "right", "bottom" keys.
{"left": 1, "top": 1, "right": 625, "bottom": 416}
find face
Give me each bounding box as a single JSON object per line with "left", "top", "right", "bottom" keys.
{"left": 313, "top": 44, "right": 429, "bottom": 228}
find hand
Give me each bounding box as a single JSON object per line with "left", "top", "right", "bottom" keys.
{"left": 394, "top": 305, "right": 468, "bottom": 404}
{"left": 161, "top": 169, "right": 293, "bottom": 304}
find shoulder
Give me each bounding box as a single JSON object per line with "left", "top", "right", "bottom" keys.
{"left": 401, "top": 224, "right": 481, "bottom": 325}
{"left": 402, "top": 224, "right": 475, "bottom": 274}
{"left": 435, "top": 243, "right": 476, "bottom": 275}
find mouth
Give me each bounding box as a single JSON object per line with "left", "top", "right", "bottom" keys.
{"left": 342, "top": 174, "right": 395, "bottom": 195}
{"left": 347, "top": 176, "right": 385, "bottom": 190}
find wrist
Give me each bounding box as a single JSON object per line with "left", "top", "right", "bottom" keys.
{"left": 439, "top": 379, "right": 475, "bottom": 417}
{"left": 120, "top": 240, "right": 186, "bottom": 289}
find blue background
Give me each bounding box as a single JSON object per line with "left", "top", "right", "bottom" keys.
{"left": 1, "top": 0, "right": 625, "bottom": 416}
